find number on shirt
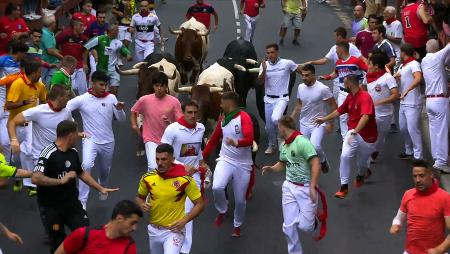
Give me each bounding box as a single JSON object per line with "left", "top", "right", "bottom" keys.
{"left": 404, "top": 15, "right": 411, "bottom": 28}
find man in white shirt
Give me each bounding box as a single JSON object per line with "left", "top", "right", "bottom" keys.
{"left": 364, "top": 54, "right": 399, "bottom": 162}
{"left": 8, "top": 85, "right": 73, "bottom": 196}
{"left": 290, "top": 64, "right": 337, "bottom": 173}
{"left": 421, "top": 40, "right": 450, "bottom": 173}
{"left": 383, "top": 6, "right": 403, "bottom": 72}
{"left": 66, "top": 71, "right": 126, "bottom": 209}
{"left": 161, "top": 100, "right": 210, "bottom": 254}
{"left": 258, "top": 43, "right": 301, "bottom": 154}
{"left": 396, "top": 43, "right": 424, "bottom": 160}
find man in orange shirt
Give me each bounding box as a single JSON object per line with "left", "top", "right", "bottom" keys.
{"left": 390, "top": 159, "right": 450, "bottom": 254}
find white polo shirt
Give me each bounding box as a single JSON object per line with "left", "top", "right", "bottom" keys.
{"left": 296, "top": 80, "right": 333, "bottom": 127}
{"left": 161, "top": 121, "right": 205, "bottom": 168}
{"left": 398, "top": 60, "right": 424, "bottom": 106}
{"left": 66, "top": 93, "right": 126, "bottom": 144}
{"left": 260, "top": 58, "right": 297, "bottom": 102}
{"left": 421, "top": 44, "right": 450, "bottom": 96}
{"left": 325, "top": 43, "right": 362, "bottom": 63}
{"left": 366, "top": 72, "right": 397, "bottom": 116}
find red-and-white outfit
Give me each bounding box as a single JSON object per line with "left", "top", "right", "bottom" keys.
{"left": 241, "top": 0, "right": 265, "bottom": 42}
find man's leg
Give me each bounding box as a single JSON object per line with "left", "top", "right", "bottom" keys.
{"left": 181, "top": 173, "right": 201, "bottom": 254}
{"left": 374, "top": 114, "right": 392, "bottom": 154}
{"left": 148, "top": 224, "right": 165, "bottom": 254}
{"left": 212, "top": 160, "right": 234, "bottom": 217}
{"left": 427, "top": 98, "right": 449, "bottom": 168}
{"left": 310, "top": 125, "right": 327, "bottom": 163}
{"left": 355, "top": 135, "right": 376, "bottom": 178}
{"left": 338, "top": 93, "right": 348, "bottom": 138}
{"left": 231, "top": 164, "right": 251, "bottom": 228}
{"left": 279, "top": 13, "right": 290, "bottom": 45}
{"left": 134, "top": 42, "right": 146, "bottom": 62}
{"left": 404, "top": 106, "right": 423, "bottom": 159}
{"left": 272, "top": 99, "right": 289, "bottom": 148}
{"left": 79, "top": 138, "right": 98, "bottom": 209}
{"left": 398, "top": 104, "right": 413, "bottom": 156}
{"left": 143, "top": 42, "right": 155, "bottom": 60}
{"left": 243, "top": 14, "right": 252, "bottom": 42}
{"left": 292, "top": 15, "right": 302, "bottom": 45}
{"left": 145, "top": 141, "right": 158, "bottom": 171}
{"left": 64, "top": 200, "right": 90, "bottom": 231}
{"left": 41, "top": 205, "right": 66, "bottom": 253}
{"left": 337, "top": 131, "right": 359, "bottom": 197}
{"left": 20, "top": 123, "right": 35, "bottom": 191}
{"left": 264, "top": 101, "right": 277, "bottom": 151}
{"left": 0, "top": 117, "right": 11, "bottom": 164}
{"left": 250, "top": 15, "right": 258, "bottom": 42}
{"left": 162, "top": 229, "right": 185, "bottom": 254}
{"left": 97, "top": 141, "right": 114, "bottom": 189}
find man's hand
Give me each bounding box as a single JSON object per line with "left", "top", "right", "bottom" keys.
{"left": 60, "top": 171, "right": 77, "bottom": 185}
{"left": 99, "top": 187, "right": 120, "bottom": 194}
{"left": 427, "top": 248, "right": 444, "bottom": 254}
{"left": 5, "top": 230, "right": 23, "bottom": 245}
{"left": 128, "top": 27, "right": 135, "bottom": 33}
{"left": 10, "top": 139, "right": 20, "bottom": 154}
{"left": 116, "top": 11, "right": 124, "bottom": 17}
{"left": 169, "top": 218, "right": 188, "bottom": 232}
{"left": 132, "top": 125, "right": 141, "bottom": 136}
{"left": 225, "top": 138, "right": 238, "bottom": 147}
{"left": 301, "top": 10, "right": 307, "bottom": 21}
{"left": 389, "top": 224, "right": 401, "bottom": 234}
{"left": 261, "top": 58, "right": 267, "bottom": 71}
{"left": 83, "top": 64, "right": 89, "bottom": 74}
{"left": 400, "top": 90, "right": 408, "bottom": 100}
{"left": 313, "top": 117, "right": 326, "bottom": 126}
{"left": 309, "top": 185, "right": 317, "bottom": 202}
{"left": 140, "top": 201, "right": 151, "bottom": 212}
{"left": 78, "top": 132, "right": 90, "bottom": 139}
{"left": 114, "top": 102, "right": 125, "bottom": 110}
{"left": 185, "top": 165, "right": 197, "bottom": 176}
{"left": 214, "top": 24, "right": 218, "bottom": 32}
{"left": 161, "top": 115, "right": 171, "bottom": 125}
{"left": 126, "top": 55, "right": 133, "bottom": 62}
{"left": 261, "top": 165, "right": 272, "bottom": 175}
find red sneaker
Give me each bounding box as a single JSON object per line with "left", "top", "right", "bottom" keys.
{"left": 353, "top": 175, "right": 364, "bottom": 188}
{"left": 335, "top": 185, "right": 348, "bottom": 199}
{"left": 231, "top": 227, "right": 241, "bottom": 237}
{"left": 214, "top": 213, "right": 225, "bottom": 227}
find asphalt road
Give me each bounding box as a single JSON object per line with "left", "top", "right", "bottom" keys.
{"left": 0, "top": 0, "right": 412, "bottom": 253}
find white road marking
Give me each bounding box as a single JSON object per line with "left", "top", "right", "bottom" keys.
{"left": 231, "top": 0, "right": 239, "bottom": 19}
{"left": 232, "top": 0, "right": 242, "bottom": 37}
{"left": 236, "top": 21, "right": 241, "bottom": 26}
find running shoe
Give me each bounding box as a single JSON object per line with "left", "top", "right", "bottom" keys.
{"left": 26, "top": 187, "right": 37, "bottom": 197}
{"left": 398, "top": 153, "right": 413, "bottom": 160}
{"left": 370, "top": 152, "right": 379, "bottom": 164}
{"left": 292, "top": 39, "right": 300, "bottom": 46}
{"left": 279, "top": 39, "right": 284, "bottom": 46}
{"left": 214, "top": 213, "right": 225, "bottom": 227}
{"left": 354, "top": 175, "right": 364, "bottom": 188}
{"left": 231, "top": 227, "right": 241, "bottom": 237}
{"left": 264, "top": 146, "right": 275, "bottom": 155}
{"left": 365, "top": 169, "right": 372, "bottom": 180}
{"left": 13, "top": 180, "right": 23, "bottom": 192}
{"left": 321, "top": 160, "right": 330, "bottom": 174}
{"left": 335, "top": 184, "right": 348, "bottom": 199}
{"left": 390, "top": 123, "right": 399, "bottom": 133}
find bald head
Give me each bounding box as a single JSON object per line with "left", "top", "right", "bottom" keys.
{"left": 354, "top": 5, "right": 364, "bottom": 19}
{"left": 426, "top": 39, "right": 440, "bottom": 53}
{"left": 383, "top": 6, "right": 396, "bottom": 19}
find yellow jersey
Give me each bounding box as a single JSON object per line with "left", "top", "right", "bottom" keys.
{"left": 137, "top": 171, "right": 201, "bottom": 227}
{"left": 6, "top": 76, "right": 46, "bottom": 121}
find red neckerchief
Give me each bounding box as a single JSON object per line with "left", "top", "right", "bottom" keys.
{"left": 88, "top": 88, "right": 110, "bottom": 98}
{"left": 402, "top": 57, "right": 416, "bottom": 66}
{"left": 415, "top": 179, "right": 439, "bottom": 196}
{"left": 367, "top": 70, "right": 386, "bottom": 83}
{"left": 47, "top": 100, "right": 62, "bottom": 112}
{"left": 385, "top": 17, "right": 397, "bottom": 25}
{"left": 157, "top": 163, "right": 187, "bottom": 179}
{"left": 139, "top": 10, "right": 150, "bottom": 17}
{"left": 177, "top": 116, "right": 196, "bottom": 129}
{"left": 284, "top": 130, "right": 301, "bottom": 145}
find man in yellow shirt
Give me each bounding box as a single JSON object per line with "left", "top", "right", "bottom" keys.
{"left": 280, "top": 0, "right": 307, "bottom": 46}
{"left": 136, "top": 143, "right": 204, "bottom": 254}
{"left": 5, "top": 59, "right": 46, "bottom": 195}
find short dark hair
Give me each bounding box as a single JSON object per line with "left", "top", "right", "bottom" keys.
{"left": 5, "top": 3, "right": 18, "bottom": 16}
{"left": 400, "top": 43, "right": 415, "bottom": 57}
{"left": 10, "top": 42, "right": 29, "bottom": 54}
{"left": 96, "top": 9, "right": 107, "bottom": 15}
{"left": 182, "top": 100, "right": 199, "bottom": 112}
{"left": 83, "top": 0, "right": 93, "bottom": 6}
{"left": 336, "top": 41, "right": 350, "bottom": 52}
{"left": 48, "top": 85, "right": 69, "bottom": 100}
{"left": 221, "top": 91, "right": 240, "bottom": 105}
{"left": 111, "top": 200, "right": 143, "bottom": 220}
{"left": 301, "top": 64, "right": 315, "bottom": 74}
{"left": 91, "top": 70, "right": 108, "bottom": 83}
{"left": 32, "top": 28, "right": 43, "bottom": 35}
{"left": 23, "top": 60, "right": 42, "bottom": 76}
{"left": 56, "top": 120, "right": 78, "bottom": 138}
{"left": 344, "top": 74, "right": 360, "bottom": 86}
{"left": 412, "top": 159, "right": 429, "bottom": 169}
{"left": 334, "top": 27, "right": 347, "bottom": 39}
{"left": 153, "top": 72, "right": 169, "bottom": 86}
{"left": 373, "top": 25, "right": 386, "bottom": 37}
{"left": 369, "top": 53, "right": 388, "bottom": 69}
{"left": 265, "top": 43, "right": 279, "bottom": 51}
{"left": 368, "top": 14, "right": 381, "bottom": 23}
{"left": 71, "top": 18, "right": 83, "bottom": 27}
{"left": 278, "top": 116, "right": 297, "bottom": 130}
{"left": 156, "top": 143, "right": 174, "bottom": 155}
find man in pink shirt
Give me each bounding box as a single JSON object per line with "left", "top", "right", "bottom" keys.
{"left": 240, "top": 0, "right": 265, "bottom": 42}
{"left": 355, "top": 14, "right": 379, "bottom": 58}
{"left": 130, "top": 72, "right": 183, "bottom": 171}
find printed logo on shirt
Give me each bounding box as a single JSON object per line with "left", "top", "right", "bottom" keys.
{"left": 172, "top": 180, "right": 180, "bottom": 189}
{"left": 101, "top": 103, "right": 106, "bottom": 107}
{"left": 180, "top": 142, "right": 201, "bottom": 157}
{"left": 18, "top": 24, "right": 22, "bottom": 30}
{"left": 136, "top": 25, "right": 154, "bottom": 32}
{"left": 235, "top": 125, "right": 241, "bottom": 134}
{"left": 65, "top": 160, "right": 71, "bottom": 168}
{"left": 375, "top": 85, "right": 382, "bottom": 92}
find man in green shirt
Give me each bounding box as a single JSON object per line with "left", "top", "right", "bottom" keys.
{"left": 50, "top": 56, "right": 77, "bottom": 92}
{"left": 262, "top": 116, "right": 324, "bottom": 254}
{"left": 0, "top": 152, "right": 32, "bottom": 187}
{"left": 280, "top": 0, "right": 307, "bottom": 46}
{"left": 41, "top": 15, "right": 63, "bottom": 87}
{"left": 84, "top": 24, "right": 132, "bottom": 95}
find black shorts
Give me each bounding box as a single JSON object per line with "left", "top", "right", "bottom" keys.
{"left": 39, "top": 199, "right": 89, "bottom": 253}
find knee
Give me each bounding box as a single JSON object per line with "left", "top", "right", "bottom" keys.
{"left": 298, "top": 220, "right": 315, "bottom": 233}
{"left": 212, "top": 185, "right": 225, "bottom": 193}
{"left": 82, "top": 160, "right": 94, "bottom": 171}
{"left": 271, "top": 114, "right": 281, "bottom": 124}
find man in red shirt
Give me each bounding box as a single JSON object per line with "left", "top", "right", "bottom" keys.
{"left": 355, "top": 14, "right": 380, "bottom": 58}
{"left": 0, "top": 3, "right": 30, "bottom": 56}
{"left": 314, "top": 74, "right": 377, "bottom": 199}
{"left": 401, "top": 0, "right": 432, "bottom": 60}
{"left": 240, "top": 0, "right": 265, "bottom": 42}
{"left": 54, "top": 200, "right": 142, "bottom": 254}
{"left": 390, "top": 159, "right": 450, "bottom": 254}
{"left": 186, "top": 0, "right": 219, "bottom": 31}
{"left": 56, "top": 18, "right": 89, "bottom": 95}
{"left": 73, "top": 0, "right": 97, "bottom": 34}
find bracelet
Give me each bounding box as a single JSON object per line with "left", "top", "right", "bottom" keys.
{"left": 10, "top": 138, "right": 17, "bottom": 141}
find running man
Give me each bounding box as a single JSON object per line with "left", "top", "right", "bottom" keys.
{"left": 50, "top": 56, "right": 78, "bottom": 93}
{"left": 112, "top": 0, "right": 135, "bottom": 48}
{"left": 136, "top": 143, "right": 205, "bottom": 254}
{"left": 203, "top": 92, "right": 254, "bottom": 237}
{"left": 262, "top": 116, "right": 323, "bottom": 254}
{"left": 84, "top": 24, "right": 132, "bottom": 95}
{"left": 279, "top": 0, "right": 307, "bottom": 46}
{"left": 186, "top": 0, "right": 219, "bottom": 31}
{"left": 291, "top": 64, "right": 337, "bottom": 173}
{"left": 314, "top": 75, "right": 377, "bottom": 199}
{"left": 240, "top": 0, "right": 265, "bottom": 42}
{"left": 161, "top": 100, "right": 209, "bottom": 254}
{"left": 66, "top": 71, "right": 126, "bottom": 210}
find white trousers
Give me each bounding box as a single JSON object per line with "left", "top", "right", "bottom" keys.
{"left": 282, "top": 181, "right": 317, "bottom": 254}
{"left": 337, "top": 92, "right": 349, "bottom": 138}
{"left": 145, "top": 141, "right": 158, "bottom": 171}
{"left": 426, "top": 98, "right": 449, "bottom": 167}
{"left": 71, "top": 68, "right": 88, "bottom": 95}
{"left": 0, "top": 117, "right": 11, "bottom": 163}
{"left": 339, "top": 131, "right": 376, "bottom": 185}
{"left": 181, "top": 172, "right": 201, "bottom": 254}
{"left": 78, "top": 139, "right": 115, "bottom": 204}
{"left": 212, "top": 160, "right": 251, "bottom": 227}
{"left": 375, "top": 114, "right": 393, "bottom": 153}
{"left": 148, "top": 224, "right": 185, "bottom": 254}
{"left": 399, "top": 104, "right": 423, "bottom": 159}
{"left": 89, "top": 54, "right": 96, "bottom": 78}
{"left": 265, "top": 98, "right": 288, "bottom": 147}
{"left": 299, "top": 123, "right": 327, "bottom": 163}
{"left": 17, "top": 125, "right": 35, "bottom": 187}
{"left": 135, "top": 41, "right": 155, "bottom": 62}
{"left": 243, "top": 14, "right": 258, "bottom": 42}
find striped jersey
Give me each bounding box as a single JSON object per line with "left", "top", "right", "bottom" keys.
{"left": 335, "top": 55, "right": 368, "bottom": 87}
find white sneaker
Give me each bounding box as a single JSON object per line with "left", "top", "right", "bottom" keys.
{"left": 434, "top": 164, "right": 450, "bottom": 174}
{"left": 81, "top": 202, "right": 87, "bottom": 211}
{"left": 264, "top": 146, "right": 275, "bottom": 155}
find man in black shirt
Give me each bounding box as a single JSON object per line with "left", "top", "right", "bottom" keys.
{"left": 32, "top": 120, "right": 119, "bottom": 253}
{"left": 372, "top": 24, "right": 396, "bottom": 71}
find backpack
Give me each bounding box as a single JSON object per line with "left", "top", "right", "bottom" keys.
{"left": 78, "top": 226, "right": 135, "bottom": 254}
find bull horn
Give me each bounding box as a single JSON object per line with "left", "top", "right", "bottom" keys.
{"left": 246, "top": 59, "right": 259, "bottom": 65}
{"left": 169, "top": 27, "right": 182, "bottom": 35}
{"left": 209, "top": 86, "right": 224, "bottom": 93}
{"left": 115, "top": 66, "right": 139, "bottom": 75}
{"left": 132, "top": 61, "right": 146, "bottom": 69}
{"left": 234, "top": 64, "right": 246, "bottom": 71}
{"left": 247, "top": 68, "right": 260, "bottom": 73}
{"left": 252, "top": 141, "right": 258, "bottom": 152}
{"left": 178, "top": 86, "right": 193, "bottom": 93}
{"left": 197, "top": 29, "right": 210, "bottom": 36}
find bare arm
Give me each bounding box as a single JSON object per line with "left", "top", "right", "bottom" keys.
{"left": 304, "top": 58, "right": 329, "bottom": 66}
{"left": 46, "top": 48, "right": 64, "bottom": 60}
{"left": 0, "top": 223, "right": 23, "bottom": 245}
{"left": 31, "top": 171, "right": 74, "bottom": 186}
{"left": 130, "top": 111, "right": 141, "bottom": 136}
{"left": 213, "top": 11, "right": 219, "bottom": 30}
{"left": 290, "top": 99, "right": 302, "bottom": 120}
{"left": 353, "top": 114, "right": 369, "bottom": 134}
{"left": 309, "top": 156, "right": 320, "bottom": 188}
{"left": 418, "top": 4, "right": 433, "bottom": 24}
{"left": 400, "top": 71, "right": 422, "bottom": 99}
{"left": 168, "top": 197, "right": 205, "bottom": 232}
{"left": 7, "top": 113, "right": 26, "bottom": 153}
{"left": 386, "top": 57, "right": 396, "bottom": 70}
{"left": 78, "top": 170, "right": 118, "bottom": 194}
{"left": 427, "top": 217, "right": 450, "bottom": 254}
{"left": 262, "top": 161, "right": 286, "bottom": 175}
{"left": 54, "top": 243, "right": 67, "bottom": 254}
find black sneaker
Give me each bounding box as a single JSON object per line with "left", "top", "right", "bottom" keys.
{"left": 292, "top": 39, "right": 300, "bottom": 46}
{"left": 399, "top": 153, "right": 413, "bottom": 160}
{"left": 370, "top": 152, "right": 379, "bottom": 164}
{"left": 390, "top": 124, "right": 399, "bottom": 133}
{"left": 279, "top": 39, "right": 284, "bottom": 46}
{"left": 321, "top": 160, "right": 330, "bottom": 174}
